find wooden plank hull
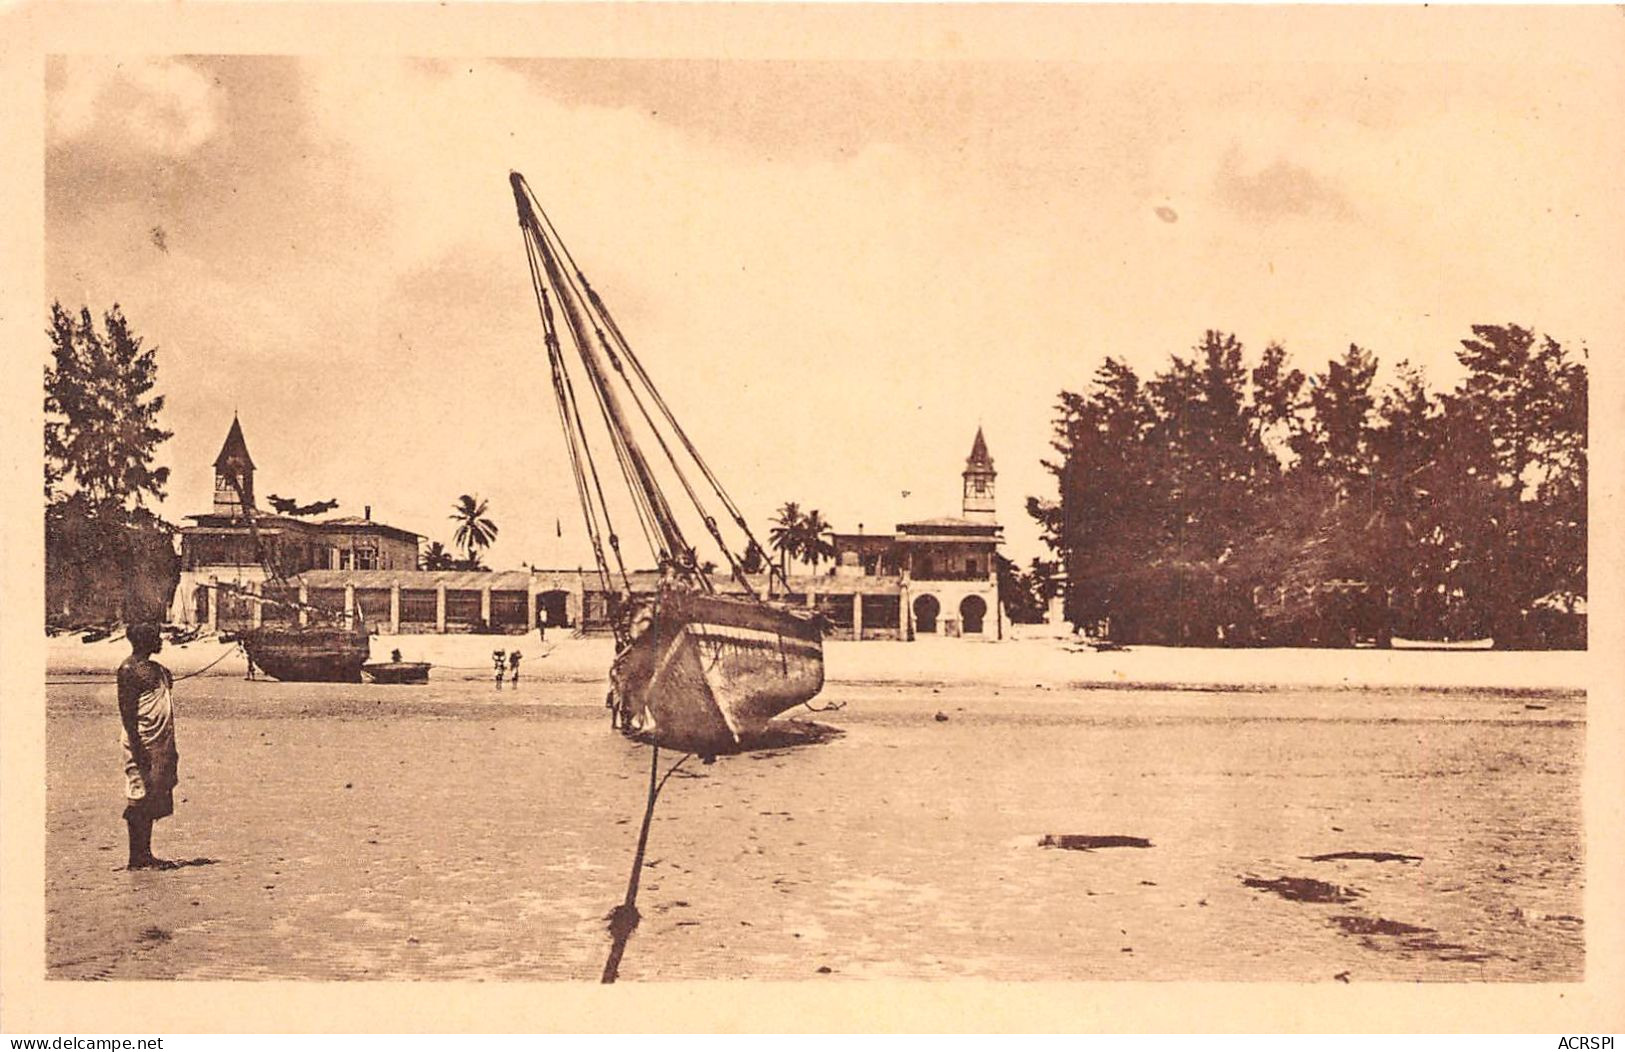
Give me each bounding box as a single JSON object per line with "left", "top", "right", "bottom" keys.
{"left": 362, "top": 661, "right": 432, "bottom": 684}
{"left": 243, "top": 626, "right": 370, "bottom": 683}
{"left": 611, "top": 591, "right": 825, "bottom": 755}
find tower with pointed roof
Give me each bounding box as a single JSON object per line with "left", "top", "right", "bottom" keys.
{"left": 961, "top": 427, "right": 996, "bottom": 524}
{"left": 213, "top": 415, "right": 255, "bottom": 518}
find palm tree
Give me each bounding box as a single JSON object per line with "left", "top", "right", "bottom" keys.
{"left": 797, "top": 509, "right": 837, "bottom": 573}
{"left": 768, "top": 502, "right": 803, "bottom": 577}
{"left": 420, "top": 540, "right": 455, "bottom": 571}
{"left": 450, "top": 494, "right": 498, "bottom": 565}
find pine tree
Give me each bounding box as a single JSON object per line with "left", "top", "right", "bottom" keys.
{"left": 44, "top": 303, "right": 178, "bottom": 625}
{"left": 45, "top": 303, "right": 173, "bottom": 509}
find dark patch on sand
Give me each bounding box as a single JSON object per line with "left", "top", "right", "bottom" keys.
{"left": 1304, "top": 851, "right": 1423, "bottom": 864}
{"left": 1040, "top": 835, "right": 1153, "bottom": 851}
{"left": 1329, "top": 915, "right": 1495, "bottom": 962}
{"left": 1330, "top": 915, "right": 1432, "bottom": 936}
{"left": 1242, "top": 876, "right": 1361, "bottom": 903}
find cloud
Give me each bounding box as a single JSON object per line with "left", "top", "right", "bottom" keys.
{"left": 49, "top": 57, "right": 223, "bottom": 157}
{"left": 1214, "top": 148, "right": 1352, "bottom": 221}
{"left": 44, "top": 53, "right": 1624, "bottom": 568}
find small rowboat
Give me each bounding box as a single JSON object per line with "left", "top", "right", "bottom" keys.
{"left": 362, "top": 660, "right": 432, "bottom": 684}
{"left": 1390, "top": 637, "right": 1494, "bottom": 651}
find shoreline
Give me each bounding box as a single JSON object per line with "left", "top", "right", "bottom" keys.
{"left": 43, "top": 630, "right": 1589, "bottom": 698}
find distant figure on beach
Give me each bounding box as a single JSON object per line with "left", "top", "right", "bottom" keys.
{"left": 537, "top": 616, "right": 547, "bottom": 642}
{"left": 508, "top": 650, "right": 522, "bottom": 685}
{"left": 493, "top": 649, "right": 507, "bottom": 690}
{"left": 118, "top": 623, "right": 180, "bottom": 870}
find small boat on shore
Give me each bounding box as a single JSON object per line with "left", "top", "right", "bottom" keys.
{"left": 1390, "top": 637, "right": 1495, "bottom": 651}
{"left": 362, "top": 660, "right": 432, "bottom": 685}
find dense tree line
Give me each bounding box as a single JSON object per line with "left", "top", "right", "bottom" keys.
{"left": 1030, "top": 326, "right": 1587, "bottom": 648}
{"left": 45, "top": 303, "right": 180, "bottom": 627}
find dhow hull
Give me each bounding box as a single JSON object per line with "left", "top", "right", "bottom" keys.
{"left": 613, "top": 592, "right": 825, "bottom": 755}
{"left": 242, "top": 625, "right": 370, "bottom": 683}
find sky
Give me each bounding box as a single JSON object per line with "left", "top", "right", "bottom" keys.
{"left": 43, "top": 29, "right": 1624, "bottom": 568}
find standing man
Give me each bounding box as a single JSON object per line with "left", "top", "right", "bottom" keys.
{"left": 118, "top": 623, "right": 179, "bottom": 870}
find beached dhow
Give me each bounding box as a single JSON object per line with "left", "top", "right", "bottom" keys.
{"left": 508, "top": 171, "right": 825, "bottom": 756}
{"left": 212, "top": 472, "right": 370, "bottom": 683}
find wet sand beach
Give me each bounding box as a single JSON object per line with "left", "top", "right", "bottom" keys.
{"left": 45, "top": 668, "right": 1582, "bottom": 982}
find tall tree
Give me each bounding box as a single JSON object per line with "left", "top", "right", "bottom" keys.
{"left": 1145, "top": 331, "right": 1273, "bottom": 562}
{"left": 1301, "top": 345, "right": 1379, "bottom": 494}
{"left": 419, "top": 541, "right": 456, "bottom": 571}
{"left": 44, "top": 303, "right": 178, "bottom": 625}
{"left": 1053, "top": 360, "right": 1159, "bottom": 629}
{"left": 450, "top": 495, "right": 498, "bottom": 565}
{"left": 1368, "top": 362, "right": 1457, "bottom": 637}
{"left": 767, "top": 502, "right": 804, "bottom": 577}
{"left": 1250, "top": 341, "right": 1306, "bottom": 462}
{"left": 794, "top": 509, "right": 837, "bottom": 572}
{"left": 1447, "top": 325, "right": 1588, "bottom": 642}
{"left": 45, "top": 303, "right": 173, "bottom": 508}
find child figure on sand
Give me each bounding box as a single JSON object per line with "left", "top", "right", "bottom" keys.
{"left": 508, "top": 650, "right": 522, "bottom": 685}
{"left": 492, "top": 649, "right": 507, "bottom": 690}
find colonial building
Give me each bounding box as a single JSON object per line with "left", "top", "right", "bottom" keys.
{"left": 175, "top": 420, "right": 1004, "bottom": 641}
{"left": 826, "top": 428, "right": 1005, "bottom": 639}
{"left": 174, "top": 417, "right": 421, "bottom": 628}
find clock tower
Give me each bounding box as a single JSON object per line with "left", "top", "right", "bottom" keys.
{"left": 961, "top": 427, "right": 996, "bottom": 524}
{"left": 212, "top": 415, "right": 256, "bottom": 518}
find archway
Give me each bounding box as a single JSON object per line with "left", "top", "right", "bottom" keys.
{"left": 913, "top": 594, "right": 940, "bottom": 634}
{"left": 537, "top": 589, "right": 572, "bottom": 629}
{"left": 960, "top": 594, "right": 988, "bottom": 634}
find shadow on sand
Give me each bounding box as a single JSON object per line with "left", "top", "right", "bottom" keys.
{"left": 119, "top": 857, "right": 220, "bottom": 872}
{"left": 626, "top": 719, "right": 845, "bottom": 759}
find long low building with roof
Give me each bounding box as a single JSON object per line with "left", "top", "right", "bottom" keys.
{"left": 175, "top": 418, "right": 1007, "bottom": 640}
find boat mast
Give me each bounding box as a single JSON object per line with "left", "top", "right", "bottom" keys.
{"left": 509, "top": 171, "right": 796, "bottom": 602}
{"left": 511, "top": 173, "right": 694, "bottom": 566}
{"left": 220, "top": 471, "right": 344, "bottom": 627}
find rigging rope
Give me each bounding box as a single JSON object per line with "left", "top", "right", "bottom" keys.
{"left": 529, "top": 180, "right": 786, "bottom": 596}
{"left": 519, "top": 181, "right": 690, "bottom": 565}
{"left": 582, "top": 279, "right": 792, "bottom": 597}
{"left": 511, "top": 171, "right": 810, "bottom": 610}
{"left": 523, "top": 239, "right": 622, "bottom": 598}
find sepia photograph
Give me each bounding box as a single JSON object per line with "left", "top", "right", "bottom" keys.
{"left": 3, "top": 0, "right": 1623, "bottom": 1035}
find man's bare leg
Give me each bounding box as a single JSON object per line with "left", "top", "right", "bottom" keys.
{"left": 125, "top": 812, "right": 173, "bottom": 869}
{"left": 126, "top": 813, "right": 153, "bottom": 868}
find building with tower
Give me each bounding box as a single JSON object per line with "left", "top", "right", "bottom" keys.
{"left": 175, "top": 416, "right": 421, "bottom": 628}
{"left": 827, "top": 427, "right": 1006, "bottom": 640}
{"left": 173, "top": 418, "right": 1003, "bottom": 641}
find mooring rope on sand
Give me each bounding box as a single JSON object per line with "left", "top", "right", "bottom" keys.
{"left": 46, "top": 642, "right": 242, "bottom": 686}
{"left": 601, "top": 742, "right": 694, "bottom": 984}
{"left": 49, "top": 640, "right": 560, "bottom": 684}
